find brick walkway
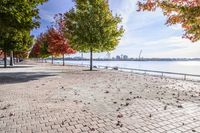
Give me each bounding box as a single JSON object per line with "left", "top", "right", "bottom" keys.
{"left": 0, "top": 64, "right": 200, "bottom": 133}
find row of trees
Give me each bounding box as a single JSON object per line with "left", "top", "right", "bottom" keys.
{"left": 0, "top": 0, "right": 47, "bottom": 68}
{"left": 30, "top": 16, "right": 76, "bottom": 66}
{"left": 30, "top": 0, "right": 124, "bottom": 70}
{"left": 2, "top": 0, "right": 198, "bottom": 69}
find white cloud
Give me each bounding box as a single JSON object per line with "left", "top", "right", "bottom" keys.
{"left": 108, "top": 0, "right": 200, "bottom": 58}
{"left": 39, "top": 9, "right": 55, "bottom": 22}
{"left": 115, "top": 36, "right": 200, "bottom": 58}
{"left": 148, "top": 45, "right": 200, "bottom": 58}
{"left": 169, "top": 24, "right": 182, "bottom": 31}
{"left": 109, "top": 0, "right": 138, "bottom": 33}
{"left": 150, "top": 37, "right": 200, "bottom": 58}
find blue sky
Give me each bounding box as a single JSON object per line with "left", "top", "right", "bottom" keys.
{"left": 32, "top": 0, "right": 200, "bottom": 58}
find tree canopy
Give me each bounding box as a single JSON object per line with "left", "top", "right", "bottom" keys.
{"left": 30, "top": 29, "right": 75, "bottom": 60}
{"left": 47, "top": 27, "right": 76, "bottom": 56}
{"left": 138, "top": 0, "right": 200, "bottom": 42}
{"left": 0, "top": 0, "right": 47, "bottom": 31}
{"left": 63, "top": 0, "right": 124, "bottom": 52}
{"left": 0, "top": 0, "right": 47, "bottom": 67}
{"left": 30, "top": 32, "right": 51, "bottom": 59}
{"left": 30, "top": 13, "right": 76, "bottom": 61}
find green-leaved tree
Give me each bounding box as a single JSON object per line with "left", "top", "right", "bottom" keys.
{"left": 0, "top": 0, "right": 47, "bottom": 67}
{"left": 64, "top": 0, "right": 124, "bottom": 70}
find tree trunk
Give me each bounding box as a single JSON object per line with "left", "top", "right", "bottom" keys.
{"left": 90, "top": 48, "right": 93, "bottom": 71}
{"left": 51, "top": 56, "right": 54, "bottom": 64}
{"left": 62, "top": 54, "right": 65, "bottom": 66}
{"left": 14, "top": 54, "right": 16, "bottom": 64}
{"left": 10, "top": 51, "right": 14, "bottom": 66}
{"left": 4, "top": 51, "right": 7, "bottom": 68}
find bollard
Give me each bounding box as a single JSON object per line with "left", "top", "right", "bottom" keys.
{"left": 184, "top": 75, "right": 186, "bottom": 80}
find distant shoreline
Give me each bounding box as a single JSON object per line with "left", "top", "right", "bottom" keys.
{"left": 46, "top": 58, "right": 200, "bottom": 62}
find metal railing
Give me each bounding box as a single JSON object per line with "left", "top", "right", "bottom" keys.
{"left": 96, "top": 65, "right": 200, "bottom": 81}
{"left": 61, "top": 62, "right": 200, "bottom": 81}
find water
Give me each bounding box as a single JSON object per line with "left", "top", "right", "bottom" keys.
{"left": 53, "top": 60, "right": 200, "bottom": 75}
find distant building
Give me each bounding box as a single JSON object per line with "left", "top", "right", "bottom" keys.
{"left": 116, "top": 55, "right": 121, "bottom": 60}
{"left": 123, "top": 55, "right": 128, "bottom": 60}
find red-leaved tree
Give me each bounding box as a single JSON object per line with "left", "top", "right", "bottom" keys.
{"left": 30, "top": 13, "right": 76, "bottom": 65}
{"left": 29, "top": 32, "right": 51, "bottom": 63}
{"left": 29, "top": 42, "right": 40, "bottom": 58}
{"left": 47, "top": 27, "right": 76, "bottom": 66}
{"left": 138, "top": 0, "right": 200, "bottom": 42}
{"left": 0, "top": 50, "right": 4, "bottom": 58}
{"left": 47, "top": 13, "right": 76, "bottom": 66}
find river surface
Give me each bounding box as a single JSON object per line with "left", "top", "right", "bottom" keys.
{"left": 53, "top": 60, "right": 200, "bottom": 75}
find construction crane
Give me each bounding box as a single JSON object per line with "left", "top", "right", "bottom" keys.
{"left": 138, "top": 50, "right": 143, "bottom": 61}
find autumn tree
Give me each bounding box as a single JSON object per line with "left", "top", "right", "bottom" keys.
{"left": 30, "top": 24, "right": 76, "bottom": 65}
{"left": 47, "top": 14, "right": 76, "bottom": 66}
{"left": 11, "top": 30, "right": 34, "bottom": 64}
{"left": 64, "top": 0, "right": 124, "bottom": 70}
{"left": 29, "top": 33, "right": 51, "bottom": 62}
{"left": 137, "top": 0, "right": 200, "bottom": 42}
{"left": 47, "top": 27, "right": 76, "bottom": 66}
{"left": 0, "top": 50, "right": 3, "bottom": 57}
{"left": 0, "top": 0, "right": 47, "bottom": 67}
{"left": 38, "top": 33, "right": 51, "bottom": 60}
{"left": 29, "top": 42, "right": 40, "bottom": 58}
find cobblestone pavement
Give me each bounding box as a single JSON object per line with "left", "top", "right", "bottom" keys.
{"left": 0, "top": 63, "right": 200, "bottom": 133}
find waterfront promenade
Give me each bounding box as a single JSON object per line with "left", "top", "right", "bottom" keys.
{"left": 0, "top": 61, "right": 200, "bottom": 133}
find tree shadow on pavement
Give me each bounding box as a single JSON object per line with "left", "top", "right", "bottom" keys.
{"left": 82, "top": 69, "right": 98, "bottom": 71}
{"left": 0, "top": 65, "right": 34, "bottom": 69}
{"left": 0, "top": 72, "right": 56, "bottom": 84}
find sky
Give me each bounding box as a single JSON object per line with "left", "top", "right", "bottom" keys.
{"left": 31, "top": 0, "right": 200, "bottom": 58}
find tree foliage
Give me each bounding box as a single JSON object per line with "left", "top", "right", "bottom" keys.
{"left": 138, "top": 0, "right": 200, "bottom": 42}
{"left": 0, "top": 50, "right": 3, "bottom": 58}
{"left": 30, "top": 13, "right": 76, "bottom": 60}
{"left": 63, "top": 0, "right": 124, "bottom": 52}
{"left": 30, "top": 33, "right": 51, "bottom": 58}
{"left": 0, "top": 0, "right": 47, "bottom": 31}
{"left": 0, "top": 0, "right": 47, "bottom": 67}
{"left": 47, "top": 27, "right": 76, "bottom": 56}
{"left": 30, "top": 28, "right": 76, "bottom": 59}
{"left": 48, "top": 14, "right": 76, "bottom": 57}
{"left": 0, "top": 0, "right": 47, "bottom": 51}
{"left": 29, "top": 40, "right": 41, "bottom": 58}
